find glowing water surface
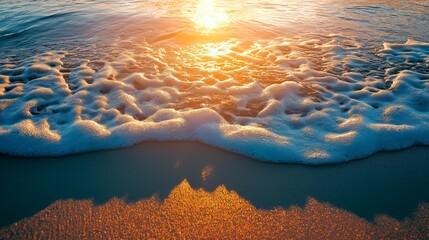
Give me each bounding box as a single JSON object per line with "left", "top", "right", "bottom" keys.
{"left": 0, "top": 0, "right": 428, "bottom": 163}
{"left": 1, "top": 1, "right": 428, "bottom": 236}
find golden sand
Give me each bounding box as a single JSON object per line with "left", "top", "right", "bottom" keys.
{"left": 1, "top": 180, "right": 428, "bottom": 239}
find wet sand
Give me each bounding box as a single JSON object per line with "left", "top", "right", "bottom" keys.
{"left": 0, "top": 142, "right": 428, "bottom": 237}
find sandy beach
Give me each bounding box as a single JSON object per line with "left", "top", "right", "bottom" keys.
{"left": 0, "top": 142, "right": 428, "bottom": 238}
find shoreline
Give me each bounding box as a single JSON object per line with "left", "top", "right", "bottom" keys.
{"left": 0, "top": 141, "right": 428, "bottom": 229}
{"left": 1, "top": 140, "right": 428, "bottom": 166}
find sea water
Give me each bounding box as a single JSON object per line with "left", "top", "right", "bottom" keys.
{"left": 0, "top": 0, "right": 428, "bottom": 164}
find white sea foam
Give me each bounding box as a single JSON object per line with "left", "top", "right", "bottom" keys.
{"left": 0, "top": 36, "right": 428, "bottom": 164}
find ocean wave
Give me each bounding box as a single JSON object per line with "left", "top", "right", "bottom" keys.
{"left": 0, "top": 35, "right": 428, "bottom": 164}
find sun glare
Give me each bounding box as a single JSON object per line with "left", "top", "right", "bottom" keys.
{"left": 193, "top": 0, "right": 230, "bottom": 34}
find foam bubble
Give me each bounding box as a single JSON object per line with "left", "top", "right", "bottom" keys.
{"left": 0, "top": 37, "right": 428, "bottom": 164}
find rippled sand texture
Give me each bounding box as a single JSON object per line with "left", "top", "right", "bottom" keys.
{"left": 0, "top": 0, "right": 428, "bottom": 163}
{"left": 0, "top": 181, "right": 428, "bottom": 239}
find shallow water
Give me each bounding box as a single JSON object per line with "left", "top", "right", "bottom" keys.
{"left": 0, "top": 0, "right": 428, "bottom": 163}
{"left": 0, "top": 142, "right": 428, "bottom": 230}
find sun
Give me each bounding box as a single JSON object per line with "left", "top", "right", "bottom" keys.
{"left": 192, "top": 0, "right": 230, "bottom": 34}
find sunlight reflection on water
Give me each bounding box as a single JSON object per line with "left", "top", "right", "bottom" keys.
{"left": 0, "top": 1, "right": 428, "bottom": 236}
{"left": 0, "top": 0, "right": 428, "bottom": 161}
